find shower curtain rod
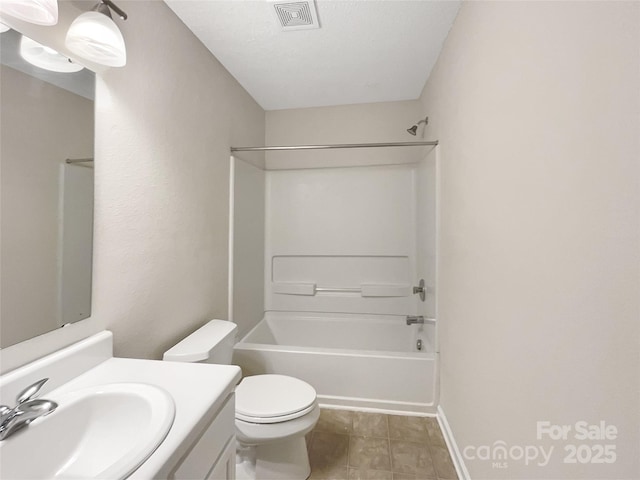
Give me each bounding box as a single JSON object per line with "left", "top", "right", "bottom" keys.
{"left": 65, "top": 158, "right": 94, "bottom": 164}
{"left": 230, "top": 140, "right": 438, "bottom": 152}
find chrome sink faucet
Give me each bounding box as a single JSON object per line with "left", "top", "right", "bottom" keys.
{"left": 0, "top": 378, "right": 58, "bottom": 441}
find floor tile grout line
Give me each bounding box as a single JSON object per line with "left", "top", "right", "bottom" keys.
{"left": 386, "top": 413, "right": 393, "bottom": 475}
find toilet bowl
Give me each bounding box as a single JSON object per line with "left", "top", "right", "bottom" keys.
{"left": 163, "top": 320, "right": 319, "bottom": 480}
{"left": 235, "top": 374, "right": 320, "bottom": 479}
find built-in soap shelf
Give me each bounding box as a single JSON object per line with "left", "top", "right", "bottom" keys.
{"left": 273, "top": 282, "right": 411, "bottom": 297}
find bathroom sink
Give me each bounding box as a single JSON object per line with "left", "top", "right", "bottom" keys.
{"left": 0, "top": 383, "right": 175, "bottom": 479}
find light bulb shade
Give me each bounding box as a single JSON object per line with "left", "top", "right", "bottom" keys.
{"left": 20, "top": 35, "right": 83, "bottom": 73}
{"left": 65, "top": 11, "right": 126, "bottom": 67}
{"left": 0, "top": 0, "right": 58, "bottom": 25}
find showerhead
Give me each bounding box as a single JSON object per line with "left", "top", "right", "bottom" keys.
{"left": 407, "top": 116, "right": 429, "bottom": 136}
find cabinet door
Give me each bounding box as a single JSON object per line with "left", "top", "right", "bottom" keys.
{"left": 170, "top": 395, "right": 235, "bottom": 479}
{"left": 206, "top": 438, "right": 236, "bottom": 480}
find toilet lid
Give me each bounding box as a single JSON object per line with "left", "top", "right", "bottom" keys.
{"left": 235, "top": 374, "right": 317, "bottom": 424}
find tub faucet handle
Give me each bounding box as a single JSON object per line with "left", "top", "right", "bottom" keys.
{"left": 413, "top": 279, "right": 426, "bottom": 302}
{"left": 406, "top": 316, "right": 425, "bottom": 325}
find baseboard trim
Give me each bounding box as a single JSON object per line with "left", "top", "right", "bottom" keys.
{"left": 318, "top": 394, "right": 436, "bottom": 416}
{"left": 437, "top": 405, "right": 471, "bottom": 480}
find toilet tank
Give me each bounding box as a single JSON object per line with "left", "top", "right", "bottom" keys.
{"left": 163, "top": 320, "right": 238, "bottom": 364}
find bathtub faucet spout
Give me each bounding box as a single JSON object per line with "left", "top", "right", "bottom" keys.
{"left": 406, "top": 316, "right": 425, "bottom": 325}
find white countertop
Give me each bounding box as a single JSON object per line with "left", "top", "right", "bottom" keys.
{"left": 51, "top": 357, "right": 241, "bottom": 478}
{"left": 0, "top": 332, "right": 242, "bottom": 479}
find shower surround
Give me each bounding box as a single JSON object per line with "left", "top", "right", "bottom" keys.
{"left": 231, "top": 150, "right": 438, "bottom": 414}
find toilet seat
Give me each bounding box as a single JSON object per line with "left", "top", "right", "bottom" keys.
{"left": 235, "top": 374, "right": 317, "bottom": 424}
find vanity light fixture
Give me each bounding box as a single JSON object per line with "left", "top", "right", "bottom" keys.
{"left": 65, "top": 0, "right": 127, "bottom": 68}
{"left": 0, "top": 0, "right": 58, "bottom": 25}
{"left": 20, "top": 35, "right": 84, "bottom": 73}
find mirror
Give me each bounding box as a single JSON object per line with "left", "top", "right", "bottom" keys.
{"left": 0, "top": 28, "right": 95, "bottom": 348}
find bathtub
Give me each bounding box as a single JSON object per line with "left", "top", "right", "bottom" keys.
{"left": 232, "top": 311, "right": 438, "bottom": 415}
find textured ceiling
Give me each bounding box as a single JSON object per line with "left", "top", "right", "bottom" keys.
{"left": 164, "top": 0, "right": 461, "bottom": 111}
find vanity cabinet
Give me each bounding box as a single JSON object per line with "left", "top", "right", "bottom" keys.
{"left": 170, "top": 394, "right": 236, "bottom": 480}
{"left": 0, "top": 332, "right": 241, "bottom": 480}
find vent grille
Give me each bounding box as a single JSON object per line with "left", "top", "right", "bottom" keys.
{"left": 272, "top": 1, "right": 320, "bottom": 31}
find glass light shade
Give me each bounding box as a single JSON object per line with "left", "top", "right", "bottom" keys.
{"left": 20, "top": 35, "right": 84, "bottom": 73}
{"left": 0, "top": 22, "right": 10, "bottom": 32}
{"left": 65, "top": 11, "right": 126, "bottom": 67}
{"left": 0, "top": 0, "right": 58, "bottom": 25}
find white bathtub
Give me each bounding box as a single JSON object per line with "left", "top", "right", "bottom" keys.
{"left": 232, "top": 311, "right": 438, "bottom": 415}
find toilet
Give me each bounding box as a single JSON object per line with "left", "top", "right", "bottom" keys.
{"left": 163, "top": 320, "right": 320, "bottom": 480}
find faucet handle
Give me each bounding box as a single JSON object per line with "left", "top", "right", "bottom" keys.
{"left": 0, "top": 406, "right": 11, "bottom": 421}
{"left": 406, "top": 315, "right": 425, "bottom": 325}
{"left": 16, "top": 378, "right": 49, "bottom": 405}
{"left": 413, "top": 279, "right": 426, "bottom": 302}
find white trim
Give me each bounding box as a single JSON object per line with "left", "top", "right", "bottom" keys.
{"left": 318, "top": 394, "right": 436, "bottom": 416}
{"left": 437, "top": 405, "right": 471, "bottom": 480}
{"left": 320, "top": 402, "right": 437, "bottom": 417}
{"left": 434, "top": 145, "right": 441, "bottom": 354}
{"left": 228, "top": 156, "right": 236, "bottom": 322}
{"left": 56, "top": 163, "right": 66, "bottom": 326}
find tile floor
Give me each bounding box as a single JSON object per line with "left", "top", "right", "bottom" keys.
{"left": 306, "top": 409, "right": 458, "bottom": 480}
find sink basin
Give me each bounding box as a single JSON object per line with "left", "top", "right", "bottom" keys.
{"left": 0, "top": 383, "right": 175, "bottom": 479}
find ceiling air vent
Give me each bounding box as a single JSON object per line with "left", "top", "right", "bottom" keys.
{"left": 271, "top": 0, "right": 320, "bottom": 31}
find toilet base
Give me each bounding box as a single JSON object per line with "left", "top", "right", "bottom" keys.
{"left": 236, "top": 437, "right": 311, "bottom": 480}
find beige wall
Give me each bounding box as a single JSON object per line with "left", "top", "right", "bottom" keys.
{"left": 92, "top": 1, "right": 265, "bottom": 360}
{"left": 266, "top": 100, "right": 425, "bottom": 169}
{"left": 1, "top": 66, "right": 94, "bottom": 348}
{"left": 420, "top": 2, "right": 639, "bottom": 478}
